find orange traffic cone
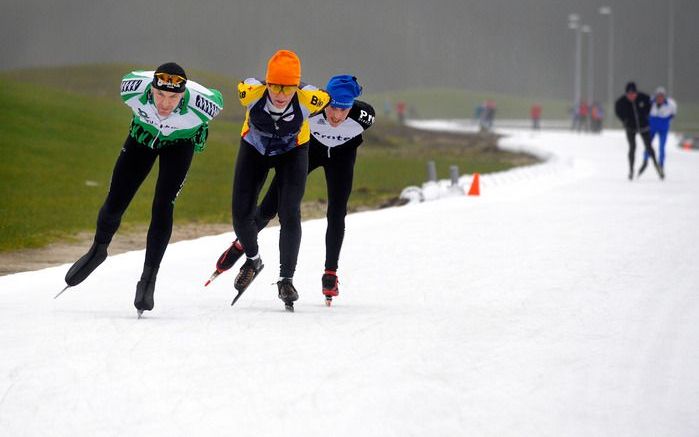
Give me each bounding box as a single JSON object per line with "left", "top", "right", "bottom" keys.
{"left": 467, "top": 173, "right": 480, "bottom": 196}
{"left": 683, "top": 140, "right": 692, "bottom": 151}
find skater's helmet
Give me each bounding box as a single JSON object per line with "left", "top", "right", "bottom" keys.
{"left": 326, "top": 75, "right": 362, "bottom": 109}
{"left": 152, "top": 62, "right": 187, "bottom": 93}
{"left": 266, "top": 50, "right": 301, "bottom": 86}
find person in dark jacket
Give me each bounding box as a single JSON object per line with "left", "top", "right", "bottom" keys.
{"left": 614, "top": 81, "right": 663, "bottom": 180}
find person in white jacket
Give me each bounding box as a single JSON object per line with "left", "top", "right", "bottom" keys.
{"left": 640, "top": 87, "right": 677, "bottom": 174}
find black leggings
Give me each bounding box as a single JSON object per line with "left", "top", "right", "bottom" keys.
{"left": 232, "top": 140, "right": 308, "bottom": 278}
{"left": 257, "top": 142, "right": 357, "bottom": 271}
{"left": 95, "top": 136, "right": 194, "bottom": 268}
{"left": 625, "top": 129, "right": 658, "bottom": 173}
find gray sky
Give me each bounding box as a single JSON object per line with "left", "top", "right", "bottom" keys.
{"left": 2, "top": 0, "right": 697, "bottom": 102}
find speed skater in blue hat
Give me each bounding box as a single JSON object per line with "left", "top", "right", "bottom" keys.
{"left": 212, "top": 74, "right": 376, "bottom": 307}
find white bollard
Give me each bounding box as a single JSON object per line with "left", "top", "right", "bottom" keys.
{"left": 427, "top": 161, "right": 437, "bottom": 182}
{"left": 449, "top": 165, "right": 459, "bottom": 186}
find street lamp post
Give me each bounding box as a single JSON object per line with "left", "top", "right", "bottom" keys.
{"left": 568, "top": 14, "right": 582, "bottom": 109}
{"left": 599, "top": 6, "right": 613, "bottom": 124}
{"left": 582, "top": 25, "right": 593, "bottom": 107}
{"left": 668, "top": 0, "right": 674, "bottom": 95}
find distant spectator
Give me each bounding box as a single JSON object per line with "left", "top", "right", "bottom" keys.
{"left": 577, "top": 101, "right": 589, "bottom": 132}
{"left": 530, "top": 104, "right": 542, "bottom": 130}
{"left": 474, "top": 103, "right": 485, "bottom": 125}
{"left": 480, "top": 99, "right": 496, "bottom": 131}
{"left": 384, "top": 97, "right": 392, "bottom": 118}
{"left": 590, "top": 102, "right": 604, "bottom": 133}
{"left": 570, "top": 103, "right": 580, "bottom": 131}
{"left": 396, "top": 100, "right": 406, "bottom": 125}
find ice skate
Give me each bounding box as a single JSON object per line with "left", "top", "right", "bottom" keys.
{"left": 637, "top": 160, "right": 648, "bottom": 177}
{"left": 64, "top": 242, "right": 108, "bottom": 286}
{"left": 321, "top": 270, "right": 339, "bottom": 306}
{"left": 57, "top": 242, "right": 109, "bottom": 298}
{"left": 277, "top": 278, "right": 299, "bottom": 312}
{"left": 134, "top": 266, "right": 158, "bottom": 316}
{"left": 205, "top": 239, "right": 244, "bottom": 286}
{"left": 234, "top": 256, "right": 264, "bottom": 293}
{"left": 655, "top": 162, "right": 665, "bottom": 180}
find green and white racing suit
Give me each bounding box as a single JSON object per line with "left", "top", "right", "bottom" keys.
{"left": 120, "top": 71, "right": 224, "bottom": 152}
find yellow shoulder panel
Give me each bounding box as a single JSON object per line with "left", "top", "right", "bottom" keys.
{"left": 238, "top": 81, "right": 266, "bottom": 107}
{"left": 297, "top": 87, "right": 330, "bottom": 115}
{"left": 297, "top": 121, "right": 311, "bottom": 145}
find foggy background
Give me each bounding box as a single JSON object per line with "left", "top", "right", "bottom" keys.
{"left": 2, "top": 0, "right": 697, "bottom": 103}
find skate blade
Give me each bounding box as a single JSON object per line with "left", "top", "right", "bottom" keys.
{"left": 137, "top": 310, "right": 144, "bottom": 319}
{"left": 230, "top": 290, "right": 245, "bottom": 306}
{"left": 325, "top": 296, "right": 333, "bottom": 306}
{"left": 204, "top": 270, "right": 221, "bottom": 287}
{"left": 54, "top": 285, "right": 71, "bottom": 299}
{"left": 284, "top": 302, "right": 295, "bottom": 312}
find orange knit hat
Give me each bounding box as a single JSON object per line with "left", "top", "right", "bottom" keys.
{"left": 265, "top": 50, "right": 301, "bottom": 86}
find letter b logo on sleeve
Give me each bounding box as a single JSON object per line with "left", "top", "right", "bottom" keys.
{"left": 310, "top": 95, "right": 324, "bottom": 107}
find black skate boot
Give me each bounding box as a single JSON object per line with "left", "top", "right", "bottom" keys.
{"left": 64, "top": 241, "right": 108, "bottom": 286}
{"left": 134, "top": 265, "right": 158, "bottom": 318}
{"left": 637, "top": 160, "right": 648, "bottom": 178}
{"left": 234, "top": 257, "right": 264, "bottom": 292}
{"left": 322, "top": 270, "right": 339, "bottom": 306}
{"left": 655, "top": 162, "right": 665, "bottom": 180}
{"left": 277, "top": 278, "right": 299, "bottom": 312}
{"left": 205, "top": 239, "right": 245, "bottom": 286}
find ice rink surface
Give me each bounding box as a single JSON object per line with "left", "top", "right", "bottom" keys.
{"left": 1, "top": 126, "right": 698, "bottom": 436}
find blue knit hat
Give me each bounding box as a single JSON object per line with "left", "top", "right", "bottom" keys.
{"left": 326, "top": 75, "right": 362, "bottom": 109}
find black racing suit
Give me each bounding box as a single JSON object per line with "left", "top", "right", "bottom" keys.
{"left": 254, "top": 100, "right": 375, "bottom": 271}
{"left": 95, "top": 135, "right": 195, "bottom": 269}
{"left": 232, "top": 139, "right": 308, "bottom": 278}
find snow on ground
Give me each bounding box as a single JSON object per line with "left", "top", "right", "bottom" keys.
{"left": 1, "top": 125, "right": 698, "bottom": 436}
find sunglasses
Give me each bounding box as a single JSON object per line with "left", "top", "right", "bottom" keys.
{"left": 267, "top": 84, "right": 298, "bottom": 96}
{"left": 154, "top": 72, "right": 186, "bottom": 87}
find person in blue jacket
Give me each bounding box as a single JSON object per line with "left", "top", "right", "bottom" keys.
{"left": 639, "top": 87, "right": 677, "bottom": 175}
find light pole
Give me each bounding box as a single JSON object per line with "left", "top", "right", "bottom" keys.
{"left": 568, "top": 14, "right": 582, "bottom": 109}
{"left": 582, "top": 25, "right": 593, "bottom": 106}
{"left": 599, "top": 6, "right": 613, "bottom": 123}
{"left": 668, "top": 0, "right": 675, "bottom": 95}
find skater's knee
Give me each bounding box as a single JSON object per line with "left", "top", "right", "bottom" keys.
{"left": 326, "top": 209, "right": 347, "bottom": 229}
{"left": 256, "top": 206, "right": 277, "bottom": 224}
{"left": 233, "top": 205, "right": 256, "bottom": 224}
{"left": 278, "top": 208, "right": 300, "bottom": 228}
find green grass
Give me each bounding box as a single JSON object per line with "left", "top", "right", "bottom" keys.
{"left": 0, "top": 78, "right": 239, "bottom": 251}
{"left": 0, "top": 65, "right": 534, "bottom": 252}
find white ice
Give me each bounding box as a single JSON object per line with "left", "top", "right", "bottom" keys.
{"left": 1, "top": 126, "right": 698, "bottom": 437}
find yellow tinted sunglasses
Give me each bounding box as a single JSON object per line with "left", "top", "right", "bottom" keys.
{"left": 267, "top": 84, "right": 298, "bottom": 96}
{"left": 154, "top": 72, "right": 186, "bottom": 86}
